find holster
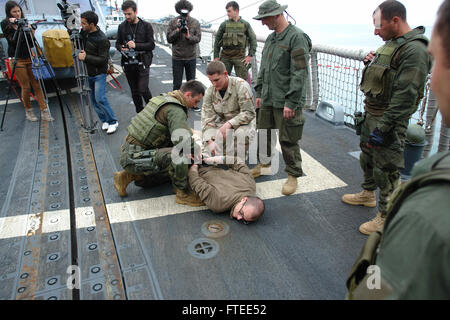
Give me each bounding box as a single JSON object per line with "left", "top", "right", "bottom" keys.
{"left": 346, "top": 230, "right": 382, "bottom": 298}
{"left": 354, "top": 111, "right": 364, "bottom": 136}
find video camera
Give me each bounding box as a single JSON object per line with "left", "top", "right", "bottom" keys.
{"left": 178, "top": 9, "right": 189, "bottom": 34}
{"left": 121, "top": 35, "right": 143, "bottom": 66}
{"left": 57, "top": 0, "right": 81, "bottom": 32}
{"left": 13, "top": 18, "right": 28, "bottom": 28}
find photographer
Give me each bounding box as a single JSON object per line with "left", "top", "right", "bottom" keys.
{"left": 1, "top": 0, "right": 53, "bottom": 122}
{"left": 166, "top": 1, "right": 201, "bottom": 97}
{"left": 79, "top": 11, "right": 118, "bottom": 134}
{"left": 115, "top": 0, "right": 155, "bottom": 113}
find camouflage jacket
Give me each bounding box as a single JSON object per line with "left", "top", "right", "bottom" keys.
{"left": 361, "top": 27, "right": 431, "bottom": 134}
{"left": 202, "top": 76, "right": 256, "bottom": 135}
{"left": 255, "top": 23, "right": 312, "bottom": 110}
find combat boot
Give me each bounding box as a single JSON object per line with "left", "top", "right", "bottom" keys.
{"left": 175, "top": 188, "right": 204, "bottom": 207}
{"left": 41, "top": 109, "right": 54, "bottom": 122}
{"left": 250, "top": 163, "right": 271, "bottom": 178}
{"left": 25, "top": 109, "right": 38, "bottom": 121}
{"left": 113, "top": 170, "right": 142, "bottom": 197}
{"left": 359, "top": 212, "right": 386, "bottom": 235}
{"left": 282, "top": 175, "right": 298, "bottom": 195}
{"left": 342, "top": 190, "right": 376, "bottom": 207}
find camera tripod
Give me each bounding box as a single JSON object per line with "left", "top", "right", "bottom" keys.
{"left": 58, "top": 0, "right": 97, "bottom": 134}
{"left": 0, "top": 20, "right": 65, "bottom": 135}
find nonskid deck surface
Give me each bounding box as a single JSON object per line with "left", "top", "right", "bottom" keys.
{"left": 0, "top": 45, "right": 375, "bottom": 300}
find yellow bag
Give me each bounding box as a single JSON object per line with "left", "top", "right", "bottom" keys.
{"left": 42, "top": 29, "right": 73, "bottom": 68}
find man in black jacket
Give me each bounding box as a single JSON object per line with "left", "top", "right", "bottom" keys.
{"left": 115, "top": 0, "right": 155, "bottom": 113}
{"left": 79, "top": 11, "right": 118, "bottom": 134}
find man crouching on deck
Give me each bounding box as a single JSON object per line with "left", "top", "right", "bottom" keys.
{"left": 113, "top": 80, "right": 205, "bottom": 207}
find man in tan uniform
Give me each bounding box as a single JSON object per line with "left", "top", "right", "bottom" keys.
{"left": 188, "top": 156, "right": 265, "bottom": 223}
{"left": 202, "top": 60, "right": 256, "bottom": 160}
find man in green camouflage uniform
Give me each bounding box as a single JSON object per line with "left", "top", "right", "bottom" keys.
{"left": 342, "top": 1, "right": 432, "bottom": 235}
{"left": 251, "top": 0, "right": 312, "bottom": 196}
{"left": 213, "top": 1, "right": 257, "bottom": 81}
{"left": 202, "top": 60, "right": 256, "bottom": 159}
{"left": 346, "top": 1, "right": 450, "bottom": 298}
{"left": 113, "top": 80, "right": 205, "bottom": 206}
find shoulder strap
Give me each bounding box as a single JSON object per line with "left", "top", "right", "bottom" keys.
{"left": 391, "top": 35, "right": 428, "bottom": 69}
{"left": 153, "top": 94, "right": 187, "bottom": 115}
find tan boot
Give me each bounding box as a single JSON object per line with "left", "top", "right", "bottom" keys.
{"left": 25, "top": 109, "right": 38, "bottom": 121}
{"left": 175, "top": 188, "right": 204, "bottom": 207}
{"left": 250, "top": 163, "right": 271, "bottom": 178}
{"left": 342, "top": 190, "right": 376, "bottom": 207}
{"left": 359, "top": 212, "right": 386, "bottom": 235}
{"left": 282, "top": 175, "right": 298, "bottom": 195}
{"left": 113, "top": 170, "right": 140, "bottom": 197}
{"left": 41, "top": 109, "right": 54, "bottom": 122}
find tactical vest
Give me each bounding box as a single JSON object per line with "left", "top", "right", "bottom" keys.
{"left": 127, "top": 94, "right": 187, "bottom": 148}
{"left": 346, "top": 152, "right": 450, "bottom": 298}
{"left": 360, "top": 34, "right": 428, "bottom": 114}
{"left": 222, "top": 20, "right": 247, "bottom": 50}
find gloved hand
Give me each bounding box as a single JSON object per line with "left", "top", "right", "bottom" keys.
{"left": 368, "top": 127, "right": 385, "bottom": 147}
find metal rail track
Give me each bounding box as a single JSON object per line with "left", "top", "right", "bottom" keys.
{"left": 0, "top": 89, "right": 126, "bottom": 300}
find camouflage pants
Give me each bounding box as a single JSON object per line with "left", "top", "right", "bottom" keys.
{"left": 359, "top": 112, "right": 407, "bottom": 216}
{"left": 119, "top": 139, "right": 189, "bottom": 190}
{"left": 256, "top": 106, "right": 305, "bottom": 177}
{"left": 221, "top": 57, "right": 249, "bottom": 81}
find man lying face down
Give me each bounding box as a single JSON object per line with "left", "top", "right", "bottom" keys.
{"left": 188, "top": 156, "right": 265, "bottom": 224}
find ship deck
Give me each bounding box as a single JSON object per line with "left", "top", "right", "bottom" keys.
{"left": 0, "top": 44, "right": 375, "bottom": 300}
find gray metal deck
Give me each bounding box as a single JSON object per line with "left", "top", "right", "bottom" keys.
{"left": 0, "top": 45, "right": 376, "bottom": 300}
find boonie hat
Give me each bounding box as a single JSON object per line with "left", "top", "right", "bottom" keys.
{"left": 253, "top": 0, "right": 288, "bottom": 20}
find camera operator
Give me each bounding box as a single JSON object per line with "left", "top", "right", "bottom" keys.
{"left": 115, "top": 0, "right": 155, "bottom": 113}
{"left": 166, "top": 1, "right": 201, "bottom": 100}
{"left": 1, "top": 0, "right": 53, "bottom": 122}
{"left": 79, "top": 10, "right": 118, "bottom": 134}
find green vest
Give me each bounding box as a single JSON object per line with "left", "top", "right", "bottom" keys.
{"left": 360, "top": 32, "right": 428, "bottom": 113}
{"left": 222, "top": 20, "right": 247, "bottom": 50}
{"left": 127, "top": 94, "right": 187, "bottom": 148}
{"left": 346, "top": 152, "right": 450, "bottom": 299}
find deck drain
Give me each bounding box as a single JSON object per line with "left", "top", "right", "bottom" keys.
{"left": 188, "top": 238, "right": 219, "bottom": 260}
{"left": 201, "top": 221, "right": 229, "bottom": 238}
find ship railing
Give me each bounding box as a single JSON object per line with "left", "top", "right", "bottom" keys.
{"left": 151, "top": 22, "right": 448, "bottom": 155}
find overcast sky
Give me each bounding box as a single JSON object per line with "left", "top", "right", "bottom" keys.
{"left": 136, "top": 0, "right": 442, "bottom": 28}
